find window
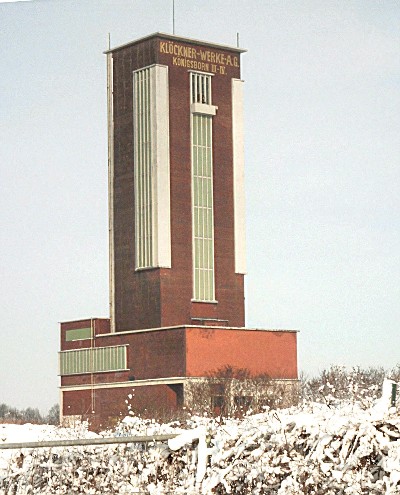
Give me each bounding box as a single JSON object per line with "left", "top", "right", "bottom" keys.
{"left": 191, "top": 73, "right": 211, "bottom": 104}
{"left": 234, "top": 396, "right": 253, "bottom": 409}
{"left": 211, "top": 383, "right": 225, "bottom": 395}
{"left": 191, "top": 72, "right": 215, "bottom": 302}
{"left": 65, "top": 328, "right": 91, "bottom": 342}
{"left": 133, "top": 64, "right": 171, "bottom": 270}
{"left": 211, "top": 395, "right": 225, "bottom": 409}
{"left": 133, "top": 68, "right": 153, "bottom": 269}
{"left": 192, "top": 113, "right": 214, "bottom": 301}
{"left": 59, "top": 345, "right": 127, "bottom": 375}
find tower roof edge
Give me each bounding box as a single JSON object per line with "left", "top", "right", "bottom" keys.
{"left": 103, "top": 32, "right": 247, "bottom": 55}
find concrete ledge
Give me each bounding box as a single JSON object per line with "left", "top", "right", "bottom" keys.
{"left": 98, "top": 325, "right": 299, "bottom": 337}
{"left": 60, "top": 377, "right": 187, "bottom": 392}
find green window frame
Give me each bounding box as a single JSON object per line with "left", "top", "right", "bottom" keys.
{"left": 133, "top": 67, "right": 153, "bottom": 269}
{"left": 192, "top": 113, "right": 215, "bottom": 302}
{"left": 191, "top": 72, "right": 211, "bottom": 104}
{"left": 59, "top": 345, "right": 127, "bottom": 375}
{"left": 65, "top": 327, "right": 92, "bottom": 342}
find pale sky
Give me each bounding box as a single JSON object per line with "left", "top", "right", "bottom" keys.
{"left": 1, "top": 0, "right": 399, "bottom": 412}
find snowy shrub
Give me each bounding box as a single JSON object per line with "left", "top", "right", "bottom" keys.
{"left": 1, "top": 399, "right": 400, "bottom": 494}
{"left": 185, "top": 365, "right": 299, "bottom": 418}
{"left": 302, "top": 365, "right": 399, "bottom": 409}
{"left": 1, "top": 367, "right": 399, "bottom": 494}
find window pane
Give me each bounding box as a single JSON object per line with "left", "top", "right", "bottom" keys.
{"left": 59, "top": 346, "right": 127, "bottom": 375}
{"left": 134, "top": 68, "right": 153, "bottom": 269}
{"left": 191, "top": 110, "right": 214, "bottom": 300}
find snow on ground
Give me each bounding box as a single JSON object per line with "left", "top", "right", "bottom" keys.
{"left": 0, "top": 399, "right": 400, "bottom": 494}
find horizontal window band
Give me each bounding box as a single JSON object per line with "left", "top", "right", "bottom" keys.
{"left": 65, "top": 327, "right": 92, "bottom": 341}
{"left": 59, "top": 346, "right": 128, "bottom": 376}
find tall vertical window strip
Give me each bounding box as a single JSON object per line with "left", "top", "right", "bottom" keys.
{"left": 134, "top": 68, "right": 153, "bottom": 269}
{"left": 192, "top": 114, "right": 215, "bottom": 301}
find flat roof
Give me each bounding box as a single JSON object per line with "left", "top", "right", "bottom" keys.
{"left": 98, "top": 325, "right": 299, "bottom": 336}
{"left": 104, "top": 32, "right": 247, "bottom": 55}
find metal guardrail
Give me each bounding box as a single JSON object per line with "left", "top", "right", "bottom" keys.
{"left": 0, "top": 433, "right": 177, "bottom": 450}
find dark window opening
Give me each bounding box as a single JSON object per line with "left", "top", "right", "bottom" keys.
{"left": 211, "top": 395, "right": 225, "bottom": 416}
{"left": 168, "top": 384, "right": 184, "bottom": 407}
{"left": 234, "top": 396, "right": 253, "bottom": 409}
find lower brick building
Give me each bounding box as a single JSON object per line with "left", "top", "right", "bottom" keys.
{"left": 60, "top": 318, "right": 297, "bottom": 428}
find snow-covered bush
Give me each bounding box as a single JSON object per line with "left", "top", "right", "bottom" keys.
{"left": 185, "top": 365, "right": 299, "bottom": 418}
{"left": 1, "top": 396, "right": 400, "bottom": 495}
{"left": 1, "top": 367, "right": 400, "bottom": 494}
{"left": 303, "top": 365, "right": 400, "bottom": 409}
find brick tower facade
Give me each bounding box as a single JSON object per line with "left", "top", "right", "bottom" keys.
{"left": 109, "top": 33, "right": 246, "bottom": 331}
{"left": 59, "top": 33, "right": 298, "bottom": 429}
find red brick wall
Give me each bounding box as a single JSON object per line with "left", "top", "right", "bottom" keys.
{"left": 158, "top": 36, "right": 245, "bottom": 328}
{"left": 112, "top": 37, "right": 161, "bottom": 331}
{"left": 63, "top": 389, "right": 93, "bottom": 417}
{"left": 60, "top": 319, "right": 110, "bottom": 351}
{"left": 60, "top": 327, "right": 186, "bottom": 388}
{"left": 111, "top": 34, "right": 245, "bottom": 331}
{"left": 185, "top": 327, "right": 298, "bottom": 379}
{"left": 61, "top": 324, "right": 297, "bottom": 385}
{"left": 95, "top": 329, "right": 186, "bottom": 380}
{"left": 63, "top": 383, "right": 182, "bottom": 430}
